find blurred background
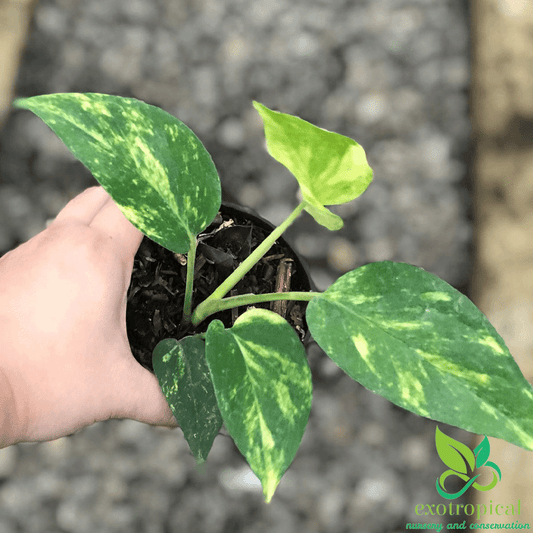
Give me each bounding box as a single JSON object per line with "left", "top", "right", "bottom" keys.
{"left": 0, "top": 0, "right": 531, "bottom": 531}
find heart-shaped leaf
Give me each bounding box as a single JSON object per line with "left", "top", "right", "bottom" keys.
{"left": 153, "top": 336, "right": 222, "bottom": 463}
{"left": 205, "top": 309, "right": 312, "bottom": 502}
{"left": 14, "top": 93, "right": 221, "bottom": 253}
{"left": 307, "top": 261, "right": 533, "bottom": 450}
{"left": 253, "top": 101, "right": 373, "bottom": 230}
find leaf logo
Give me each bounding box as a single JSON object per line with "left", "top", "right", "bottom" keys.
{"left": 435, "top": 426, "right": 502, "bottom": 499}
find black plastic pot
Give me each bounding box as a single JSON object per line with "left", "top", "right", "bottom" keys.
{"left": 126, "top": 202, "right": 314, "bottom": 371}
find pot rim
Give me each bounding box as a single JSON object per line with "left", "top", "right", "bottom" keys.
{"left": 128, "top": 201, "right": 315, "bottom": 370}
{"left": 220, "top": 201, "right": 316, "bottom": 293}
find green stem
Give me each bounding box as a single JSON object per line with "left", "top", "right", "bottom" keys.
{"left": 182, "top": 234, "right": 197, "bottom": 324}
{"left": 191, "top": 291, "right": 320, "bottom": 326}
{"left": 192, "top": 201, "right": 306, "bottom": 323}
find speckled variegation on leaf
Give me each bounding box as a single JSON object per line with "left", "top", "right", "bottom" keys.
{"left": 13, "top": 93, "right": 533, "bottom": 504}
{"left": 205, "top": 309, "right": 313, "bottom": 503}
{"left": 307, "top": 261, "right": 533, "bottom": 451}
{"left": 253, "top": 101, "right": 373, "bottom": 230}
{"left": 152, "top": 336, "right": 222, "bottom": 464}
{"left": 14, "top": 93, "right": 221, "bottom": 253}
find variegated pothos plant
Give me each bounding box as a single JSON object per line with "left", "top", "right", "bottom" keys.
{"left": 14, "top": 94, "right": 533, "bottom": 503}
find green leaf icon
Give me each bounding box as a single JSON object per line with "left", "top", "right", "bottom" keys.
{"left": 435, "top": 426, "right": 475, "bottom": 474}
{"left": 253, "top": 101, "right": 373, "bottom": 230}
{"left": 434, "top": 429, "right": 501, "bottom": 498}
{"left": 14, "top": 93, "right": 221, "bottom": 253}
{"left": 474, "top": 436, "right": 491, "bottom": 468}
{"left": 153, "top": 336, "right": 223, "bottom": 464}
{"left": 205, "top": 309, "right": 312, "bottom": 503}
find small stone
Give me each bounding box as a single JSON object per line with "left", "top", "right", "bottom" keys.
{"left": 34, "top": 471, "right": 66, "bottom": 499}
{"left": 193, "top": 67, "right": 218, "bottom": 106}
{"left": 99, "top": 26, "right": 150, "bottom": 84}
{"left": 258, "top": 202, "right": 294, "bottom": 227}
{"left": 103, "top": 475, "right": 129, "bottom": 502}
{"left": 116, "top": 419, "right": 151, "bottom": 444}
{"left": 327, "top": 237, "right": 360, "bottom": 272}
{"left": 56, "top": 499, "right": 93, "bottom": 533}
{"left": 40, "top": 437, "right": 72, "bottom": 463}
{"left": 364, "top": 237, "right": 395, "bottom": 262}
{"left": 38, "top": 188, "right": 70, "bottom": 217}
{"left": 35, "top": 5, "right": 69, "bottom": 37}
{"left": 416, "top": 59, "right": 441, "bottom": 88}
{"left": 238, "top": 183, "right": 263, "bottom": 209}
{"left": 288, "top": 32, "right": 320, "bottom": 58}
{"left": 248, "top": 0, "right": 284, "bottom": 27}
{"left": 0, "top": 185, "right": 32, "bottom": 219}
{"left": 0, "top": 480, "right": 36, "bottom": 516}
{"left": 419, "top": 131, "right": 451, "bottom": 171}
{"left": 221, "top": 34, "right": 250, "bottom": 65}
{"left": 443, "top": 56, "right": 469, "bottom": 88}
{"left": 118, "top": 0, "right": 158, "bottom": 24}
{"left": 400, "top": 437, "right": 431, "bottom": 469}
{"left": 320, "top": 356, "right": 344, "bottom": 379}
{"left": 355, "top": 475, "right": 391, "bottom": 503}
{"left": 294, "top": 233, "right": 328, "bottom": 259}
{"left": 302, "top": 7, "right": 334, "bottom": 31}
{"left": 310, "top": 268, "right": 335, "bottom": 291}
{"left": 82, "top": 0, "right": 117, "bottom": 20}
{"left": 359, "top": 422, "right": 387, "bottom": 446}
{"left": 318, "top": 488, "right": 345, "bottom": 531}
{"left": 356, "top": 92, "right": 389, "bottom": 124}
{"left": 217, "top": 118, "right": 245, "bottom": 149}
{"left": 218, "top": 466, "right": 262, "bottom": 494}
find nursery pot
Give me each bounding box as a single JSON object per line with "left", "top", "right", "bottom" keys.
{"left": 126, "top": 202, "right": 314, "bottom": 371}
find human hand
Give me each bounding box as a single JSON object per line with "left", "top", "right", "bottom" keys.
{"left": 0, "top": 186, "right": 177, "bottom": 447}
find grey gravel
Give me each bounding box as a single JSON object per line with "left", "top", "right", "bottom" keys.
{"left": 0, "top": 0, "right": 471, "bottom": 531}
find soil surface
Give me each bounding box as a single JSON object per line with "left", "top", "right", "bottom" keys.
{"left": 128, "top": 204, "right": 311, "bottom": 371}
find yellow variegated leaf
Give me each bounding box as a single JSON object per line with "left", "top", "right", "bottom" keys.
{"left": 14, "top": 93, "right": 221, "bottom": 253}
{"left": 253, "top": 101, "right": 372, "bottom": 231}
{"left": 307, "top": 261, "right": 533, "bottom": 450}
{"left": 205, "top": 309, "right": 312, "bottom": 502}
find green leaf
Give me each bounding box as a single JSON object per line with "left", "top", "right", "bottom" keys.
{"left": 205, "top": 309, "right": 312, "bottom": 503}
{"left": 301, "top": 199, "right": 344, "bottom": 232}
{"left": 307, "top": 261, "right": 533, "bottom": 450}
{"left": 153, "top": 336, "right": 223, "bottom": 463}
{"left": 474, "top": 436, "right": 491, "bottom": 469}
{"left": 435, "top": 426, "right": 475, "bottom": 474}
{"left": 14, "top": 93, "right": 221, "bottom": 253}
{"left": 253, "top": 101, "right": 372, "bottom": 230}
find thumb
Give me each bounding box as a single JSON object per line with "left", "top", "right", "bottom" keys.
{"left": 112, "top": 357, "right": 178, "bottom": 427}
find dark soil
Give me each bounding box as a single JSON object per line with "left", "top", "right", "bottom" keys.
{"left": 126, "top": 203, "right": 312, "bottom": 371}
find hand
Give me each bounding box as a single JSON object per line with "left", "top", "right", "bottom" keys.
{"left": 0, "top": 186, "right": 177, "bottom": 447}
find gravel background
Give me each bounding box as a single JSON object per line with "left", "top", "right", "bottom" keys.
{"left": 0, "top": 0, "right": 473, "bottom": 531}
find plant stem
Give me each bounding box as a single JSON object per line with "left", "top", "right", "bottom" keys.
{"left": 182, "top": 234, "right": 197, "bottom": 324}
{"left": 191, "top": 291, "right": 320, "bottom": 326}
{"left": 202, "top": 201, "right": 306, "bottom": 304}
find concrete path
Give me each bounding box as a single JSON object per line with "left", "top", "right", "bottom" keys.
{"left": 472, "top": 0, "right": 533, "bottom": 524}
{"left": 0, "top": 0, "right": 36, "bottom": 126}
